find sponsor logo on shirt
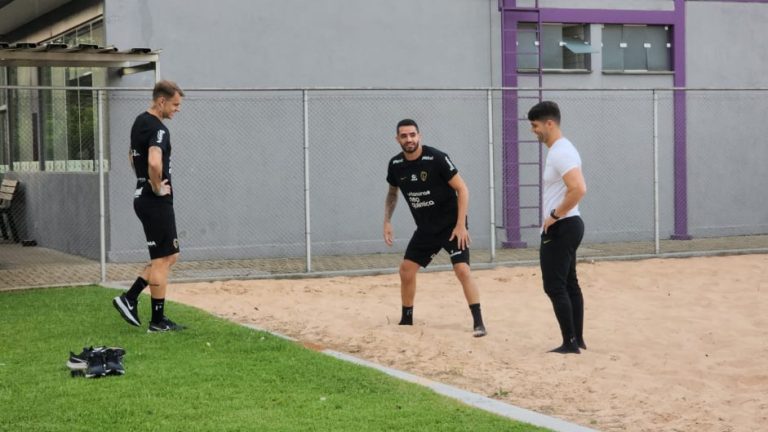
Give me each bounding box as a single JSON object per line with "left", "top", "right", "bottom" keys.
{"left": 407, "top": 191, "right": 435, "bottom": 209}
{"left": 392, "top": 158, "right": 404, "bottom": 165}
{"left": 156, "top": 130, "right": 166, "bottom": 144}
{"left": 422, "top": 155, "right": 434, "bottom": 160}
{"left": 445, "top": 156, "right": 456, "bottom": 171}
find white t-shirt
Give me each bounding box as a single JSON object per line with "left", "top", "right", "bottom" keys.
{"left": 542, "top": 137, "right": 582, "bottom": 222}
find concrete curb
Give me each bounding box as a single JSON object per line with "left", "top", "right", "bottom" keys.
{"left": 241, "top": 324, "right": 597, "bottom": 432}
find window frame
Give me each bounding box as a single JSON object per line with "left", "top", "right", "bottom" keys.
{"left": 516, "top": 22, "right": 593, "bottom": 73}
{"left": 601, "top": 24, "right": 673, "bottom": 74}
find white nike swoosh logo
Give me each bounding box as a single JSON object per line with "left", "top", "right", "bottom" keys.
{"left": 542, "top": 239, "right": 552, "bottom": 244}
{"left": 126, "top": 301, "right": 134, "bottom": 311}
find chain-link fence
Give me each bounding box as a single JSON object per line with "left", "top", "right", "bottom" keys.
{"left": 1, "top": 86, "right": 767, "bottom": 289}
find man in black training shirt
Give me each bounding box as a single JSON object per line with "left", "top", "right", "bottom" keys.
{"left": 112, "top": 80, "right": 185, "bottom": 332}
{"left": 384, "top": 119, "right": 486, "bottom": 337}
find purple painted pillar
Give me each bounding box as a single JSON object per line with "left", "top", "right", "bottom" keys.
{"left": 671, "top": 0, "right": 692, "bottom": 239}
{"left": 501, "top": 6, "right": 527, "bottom": 248}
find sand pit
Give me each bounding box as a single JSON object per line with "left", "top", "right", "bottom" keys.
{"left": 169, "top": 254, "right": 768, "bottom": 431}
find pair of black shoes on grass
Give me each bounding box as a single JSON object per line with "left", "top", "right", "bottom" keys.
{"left": 67, "top": 346, "right": 125, "bottom": 378}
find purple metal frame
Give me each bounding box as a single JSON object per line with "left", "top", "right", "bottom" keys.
{"left": 500, "top": 0, "right": 691, "bottom": 246}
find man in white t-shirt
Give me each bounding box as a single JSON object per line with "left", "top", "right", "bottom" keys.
{"left": 528, "top": 101, "right": 587, "bottom": 354}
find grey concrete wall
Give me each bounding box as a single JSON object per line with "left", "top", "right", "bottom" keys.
{"left": 105, "top": 89, "right": 495, "bottom": 262}
{"left": 96, "top": 0, "right": 768, "bottom": 262}
{"left": 4, "top": 172, "right": 102, "bottom": 260}
{"left": 103, "top": 0, "right": 500, "bottom": 88}
{"left": 684, "top": 2, "right": 768, "bottom": 237}
{"left": 103, "top": 0, "right": 502, "bottom": 262}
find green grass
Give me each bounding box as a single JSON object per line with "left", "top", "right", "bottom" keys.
{"left": 0, "top": 286, "right": 546, "bottom": 431}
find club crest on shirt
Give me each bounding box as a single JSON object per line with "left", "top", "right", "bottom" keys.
{"left": 420, "top": 171, "right": 428, "bottom": 182}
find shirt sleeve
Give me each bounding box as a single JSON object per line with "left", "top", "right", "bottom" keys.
{"left": 552, "top": 146, "right": 581, "bottom": 178}
{"left": 438, "top": 153, "right": 459, "bottom": 182}
{"left": 149, "top": 128, "right": 169, "bottom": 154}
{"left": 386, "top": 163, "right": 397, "bottom": 187}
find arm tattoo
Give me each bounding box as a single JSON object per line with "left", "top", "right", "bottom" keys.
{"left": 384, "top": 187, "right": 398, "bottom": 222}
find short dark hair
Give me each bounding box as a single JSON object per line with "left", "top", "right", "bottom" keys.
{"left": 527, "top": 101, "right": 561, "bottom": 124}
{"left": 396, "top": 118, "right": 419, "bottom": 133}
{"left": 153, "top": 80, "right": 184, "bottom": 100}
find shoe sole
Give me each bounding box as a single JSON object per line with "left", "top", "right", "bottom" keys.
{"left": 473, "top": 328, "right": 487, "bottom": 338}
{"left": 66, "top": 360, "right": 88, "bottom": 370}
{"left": 84, "top": 365, "right": 107, "bottom": 378}
{"left": 147, "top": 326, "right": 185, "bottom": 333}
{"left": 113, "top": 297, "right": 141, "bottom": 327}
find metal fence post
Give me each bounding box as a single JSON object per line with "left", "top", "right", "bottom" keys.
{"left": 653, "top": 90, "right": 660, "bottom": 255}
{"left": 303, "top": 89, "right": 312, "bottom": 272}
{"left": 487, "top": 89, "right": 496, "bottom": 263}
{"left": 97, "top": 89, "right": 107, "bottom": 282}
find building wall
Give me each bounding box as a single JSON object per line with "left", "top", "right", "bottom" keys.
{"left": 685, "top": 1, "right": 768, "bottom": 236}
{"left": 5, "top": 0, "right": 766, "bottom": 261}
{"left": 101, "top": 0, "right": 768, "bottom": 261}
{"left": 103, "top": 0, "right": 503, "bottom": 261}
{"left": 3, "top": 171, "right": 103, "bottom": 259}
{"left": 103, "top": 0, "right": 500, "bottom": 88}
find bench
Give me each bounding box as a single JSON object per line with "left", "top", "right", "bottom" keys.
{"left": 0, "top": 178, "right": 19, "bottom": 242}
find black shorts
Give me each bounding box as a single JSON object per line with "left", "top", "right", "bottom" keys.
{"left": 134, "top": 196, "right": 179, "bottom": 260}
{"left": 404, "top": 226, "right": 470, "bottom": 268}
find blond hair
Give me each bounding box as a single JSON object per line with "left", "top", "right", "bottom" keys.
{"left": 152, "top": 80, "right": 184, "bottom": 100}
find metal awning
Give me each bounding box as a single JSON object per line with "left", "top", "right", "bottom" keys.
{"left": 0, "top": 42, "right": 160, "bottom": 78}
{"left": 563, "top": 41, "right": 594, "bottom": 54}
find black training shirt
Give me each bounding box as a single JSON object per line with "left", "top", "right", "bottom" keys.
{"left": 386, "top": 145, "right": 459, "bottom": 233}
{"left": 131, "top": 111, "right": 172, "bottom": 202}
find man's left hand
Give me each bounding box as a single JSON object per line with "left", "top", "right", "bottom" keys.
{"left": 542, "top": 215, "right": 557, "bottom": 234}
{"left": 449, "top": 225, "right": 471, "bottom": 250}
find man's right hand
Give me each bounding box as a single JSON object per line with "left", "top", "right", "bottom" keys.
{"left": 383, "top": 221, "right": 394, "bottom": 246}
{"left": 151, "top": 179, "right": 172, "bottom": 196}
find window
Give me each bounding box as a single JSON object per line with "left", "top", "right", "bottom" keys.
{"left": 0, "top": 69, "right": 8, "bottom": 172}
{"left": 7, "top": 67, "right": 39, "bottom": 172}
{"left": 517, "top": 23, "right": 592, "bottom": 71}
{"left": 602, "top": 24, "right": 671, "bottom": 72}
{"left": 3, "top": 18, "right": 105, "bottom": 173}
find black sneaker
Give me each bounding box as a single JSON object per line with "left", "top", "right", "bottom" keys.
{"left": 473, "top": 325, "right": 487, "bottom": 338}
{"left": 66, "top": 346, "right": 94, "bottom": 371}
{"left": 104, "top": 348, "right": 126, "bottom": 375}
{"left": 84, "top": 349, "right": 107, "bottom": 378}
{"left": 113, "top": 294, "right": 141, "bottom": 327}
{"left": 147, "top": 317, "right": 185, "bottom": 333}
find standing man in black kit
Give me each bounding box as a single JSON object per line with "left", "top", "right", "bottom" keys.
{"left": 113, "top": 80, "right": 186, "bottom": 333}
{"left": 384, "top": 119, "right": 486, "bottom": 337}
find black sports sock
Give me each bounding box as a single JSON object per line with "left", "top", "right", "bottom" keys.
{"left": 126, "top": 277, "right": 148, "bottom": 301}
{"left": 151, "top": 298, "right": 165, "bottom": 324}
{"left": 469, "top": 303, "right": 484, "bottom": 328}
{"left": 399, "top": 306, "right": 413, "bottom": 325}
